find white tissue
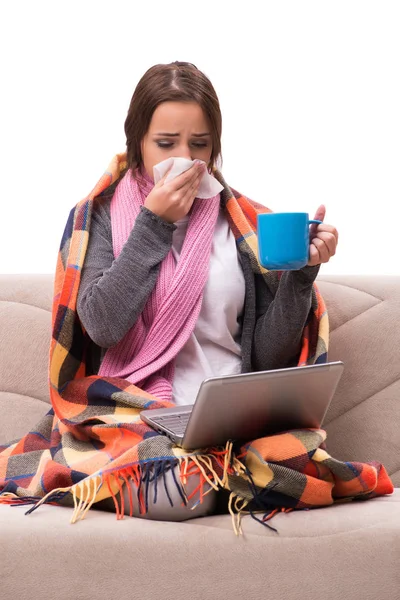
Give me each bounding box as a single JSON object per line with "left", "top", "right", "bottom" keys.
{"left": 153, "top": 157, "right": 224, "bottom": 199}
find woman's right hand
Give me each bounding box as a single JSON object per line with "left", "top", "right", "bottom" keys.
{"left": 144, "top": 161, "right": 207, "bottom": 223}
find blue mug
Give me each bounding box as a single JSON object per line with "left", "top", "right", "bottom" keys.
{"left": 257, "top": 212, "right": 323, "bottom": 270}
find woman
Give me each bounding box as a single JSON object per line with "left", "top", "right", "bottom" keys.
{"left": 76, "top": 61, "right": 338, "bottom": 520}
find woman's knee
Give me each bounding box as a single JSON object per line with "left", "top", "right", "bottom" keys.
{"left": 94, "top": 464, "right": 218, "bottom": 521}
{"left": 122, "top": 464, "right": 217, "bottom": 520}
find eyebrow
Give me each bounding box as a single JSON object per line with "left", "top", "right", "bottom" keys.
{"left": 153, "top": 132, "right": 211, "bottom": 137}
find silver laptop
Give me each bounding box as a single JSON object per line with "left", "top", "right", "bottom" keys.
{"left": 141, "top": 361, "right": 344, "bottom": 450}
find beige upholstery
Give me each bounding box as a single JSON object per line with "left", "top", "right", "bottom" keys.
{"left": 1, "top": 273, "right": 399, "bottom": 600}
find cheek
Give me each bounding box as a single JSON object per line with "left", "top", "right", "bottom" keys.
{"left": 141, "top": 141, "right": 163, "bottom": 172}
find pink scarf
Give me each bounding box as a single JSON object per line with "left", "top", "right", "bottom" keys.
{"left": 97, "top": 167, "right": 221, "bottom": 402}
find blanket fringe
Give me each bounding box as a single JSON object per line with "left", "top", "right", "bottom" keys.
{"left": 16, "top": 444, "right": 236, "bottom": 524}
{"left": 71, "top": 476, "right": 103, "bottom": 523}
{"left": 1, "top": 441, "right": 291, "bottom": 535}
{"left": 228, "top": 492, "right": 250, "bottom": 536}
{"left": 4, "top": 441, "right": 277, "bottom": 534}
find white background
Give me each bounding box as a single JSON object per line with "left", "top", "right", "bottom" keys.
{"left": 1, "top": 0, "right": 399, "bottom": 275}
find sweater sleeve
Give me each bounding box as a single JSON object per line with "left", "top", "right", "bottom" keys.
{"left": 76, "top": 198, "right": 176, "bottom": 348}
{"left": 251, "top": 264, "right": 321, "bottom": 371}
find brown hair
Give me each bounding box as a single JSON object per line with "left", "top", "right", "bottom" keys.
{"left": 124, "top": 61, "right": 222, "bottom": 173}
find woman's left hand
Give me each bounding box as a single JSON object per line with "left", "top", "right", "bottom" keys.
{"left": 307, "top": 205, "right": 339, "bottom": 267}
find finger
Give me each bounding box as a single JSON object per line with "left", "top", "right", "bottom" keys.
{"left": 309, "top": 204, "right": 326, "bottom": 238}
{"left": 310, "top": 204, "right": 325, "bottom": 240}
{"left": 315, "top": 223, "right": 339, "bottom": 244}
{"left": 313, "top": 204, "right": 326, "bottom": 222}
{"left": 313, "top": 231, "right": 337, "bottom": 256}
{"left": 166, "top": 162, "right": 204, "bottom": 191}
{"left": 307, "top": 243, "right": 320, "bottom": 266}
{"left": 182, "top": 171, "right": 203, "bottom": 206}
{"left": 310, "top": 237, "right": 330, "bottom": 263}
{"left": 156, "top": 165, "right": 173, "bottom": 186}
{"left": 176, "top": 166, "right": 205, "bottom": 197}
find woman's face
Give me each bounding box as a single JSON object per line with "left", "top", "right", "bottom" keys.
{"left": 140, "top": 101, "right": 213, "bottom": 181}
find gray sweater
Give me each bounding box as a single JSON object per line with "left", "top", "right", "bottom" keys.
{"left": 77, "top": 184, "right": 320, "bottom": 375}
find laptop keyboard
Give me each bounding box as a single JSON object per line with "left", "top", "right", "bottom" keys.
{"left": 150, "top": 413, "right": 190, "bottom": 436}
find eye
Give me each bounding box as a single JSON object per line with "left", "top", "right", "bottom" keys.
{"left": 156, "top": 141, "right": 208, "bottom": 149}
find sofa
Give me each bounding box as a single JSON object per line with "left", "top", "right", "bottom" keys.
{"left": 1, "top": 273, "right": 399, "bottom": 600}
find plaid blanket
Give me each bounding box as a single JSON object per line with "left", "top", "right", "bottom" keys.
{"left": 0, "top": 154, "right": 393, "bottom": 534}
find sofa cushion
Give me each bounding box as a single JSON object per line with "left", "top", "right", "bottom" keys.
{"left": 317, "top": 276, "right": 400, "bottom": 486}
{"left": 1, "top": 491, "right": 399, "bottom": 600}
{"left": 0, "top": 275, "right": 52, "bottom": 444}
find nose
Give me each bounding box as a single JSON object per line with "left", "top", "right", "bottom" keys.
{"left": 177, "top": 144, "right": 193, "bottom": 161}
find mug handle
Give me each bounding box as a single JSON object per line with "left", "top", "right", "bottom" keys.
{"left": 308, "top": 219, "right": 323, "bottom": 225}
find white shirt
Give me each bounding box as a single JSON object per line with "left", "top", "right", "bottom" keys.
{"left": 171, "top": 207, "right": 246, "bottom": 405}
